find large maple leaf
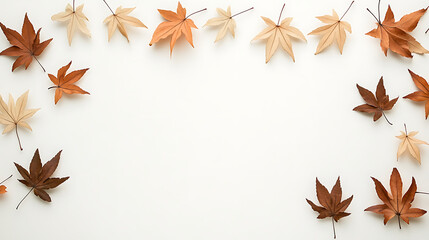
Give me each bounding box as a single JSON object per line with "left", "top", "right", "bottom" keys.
{"left": 0, "top": 13, "right": 52, "bottom": 72}
{"left": 366, "top": 1, "right": 428, "bottom": 58}
{"left": 149, "top": 2, "right": 206, "bottom": 55}
{"left": 365, "top": 168, "right": 426, "bottom": 228}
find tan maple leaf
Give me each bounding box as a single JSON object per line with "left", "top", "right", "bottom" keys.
{"left": 309, "top": 1, "right": 354, "bottom": 55}
{"left": 103, "top": 0, "right": 147, "bottom": 41}
{"left": 396, "top": 124, "right": 428, "bottom": 164}
{"left": 51, "top": 2, "right": 91, "bottom": 45}
{"left": 253, "top": 4, "right": 306, "bottom": 63}
{"left": 0, "top": 91, "right": 39, "bottom": 151}
{"left": 204, "top": 6, "right": 253, "bottom": 42}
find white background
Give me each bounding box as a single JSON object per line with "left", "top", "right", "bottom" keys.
{"left": 0, "top": 0, "right": 429, "bottom": 239}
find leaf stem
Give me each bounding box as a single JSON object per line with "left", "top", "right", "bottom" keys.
{"left": 231, "top": 7, "right": 254, "bottom": 18}
{"left": 332, "top": 217, "right": 336, "bottom": 239}
{"left": 102, "top": 0, "right": 115, "bottom": 15}
{"left": 0, "top": 175, "right": 12, "bottom": 185}
{"left": 48, "top": 86, "right": 58, "bottom": 90}
{"left": 366, "top": 8, "right": 380, "bottom": 24}
{"left": 416, "top": 191, "right": 429, "bottom": 195}
{"left": 16, "top": 187, "right": 34, "bottom": 210}
{"left": 277, "top": 4, "right": 286, "bottom": 26}
{"left": 15, "top": 125, "right": 23, "bottom": 151}
{"left": 404, "top": 123, "right": 408, "bottom": 135}
{"left": 185, "top": 8, "right": 207, "bottom": 19}
{"left": 426, "top": 28, "right": 429, "bottom": 34}
{"left": 397, "top": 214, "right": 401, "bottom": 229}
{"left": 73, "top": 0, "right": 75, "bottom": 12}
{"left": 377, "top": 0, "right": 381, "bottom": 23}
{"left": 339, "top": 1, "right": 355, "bottom": 21}
{"left": 32, "top": 55, "right": 46, "bottom": 72}
{"left": 382, "top": 111, "right": 392, "bottom": 125}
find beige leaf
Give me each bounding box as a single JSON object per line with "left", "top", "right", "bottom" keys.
{"left": 204, "top": 6, "right": 237, "bottom": 42}
{"left": 308, "top": 9, "right": 352, "bottom": 55}
{"left": 396, "top": 127, "right": 429, "bottom": 164}
{"left": 0, "top": 91, "right": 39, "bottom": 151}
{"left": 103, "top": 6, "right": 147, "bottom": 42}
{"left": 253, "top": 15, "right": 306, "bottom": 63}
{"left": 52, "top": 4, "right": 91, "bottom": 45}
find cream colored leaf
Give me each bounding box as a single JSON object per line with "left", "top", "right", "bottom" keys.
{"left": 103, "top": 6, "right": 147, "bottom": 42}
{"left": 52, "top": 4, "right": 91, "bottom": 45}
{"left": 396, "top": 129, "right": 429, "bottom": 164}
{"left": 309, "top": 9, "right": 352, "bottom": 55}
{"left": 205, "top": 6, "right": 242, "bottom": 43}
{"left": 253, "top": 16, "right": 306, "bottom": 63}
{"left": 0, "top": 91, "right": 39, "bottom": 150}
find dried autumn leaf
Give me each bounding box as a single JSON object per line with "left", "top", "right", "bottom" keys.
{"left": 0, "top": 13, "right": 52, "bottom": 72}
{"left": 149, "top": 2, "right": 206, "bottom": 55}
{"left": 308, "top": 1, "right": 354, "bottom": 55}
{"left": 204, "top": 6, "right": 253, "bottom": 42}
{"left": 396, "top": 124, "right": 428, "bottom": 164}
{"left": 0, "top": 175, "right": 12, "bottom": 194}
{"left": 353, "top": 77, "right": 398, "bottom": 125}
{"left": 366, "top": 0, "right": 428, "bottom": 58}
{"left": 253, "top": 4, "right": 306, "bottom": 63}
{"left": 403, "top": 70, "right": 429, "bottom": 119}
{"left": 102, "top": 0, "right": 147, "bottom": 41}
{"left": 0, "top": 91, "right": 39, "bottom": 151}
{"left": 15, "top": 149, "right": 69, "bottom": 209}
{"left": 48, "top": 61, "right": 89, "bottom": 104}
{"left": 51, "top": 2, "right": 91, "bottom": 45}
{"left": 365, "top": 168, "right": 426, "bottom": 228}
{"left": 307, "top": 177, "right": 353, "bottom": 239}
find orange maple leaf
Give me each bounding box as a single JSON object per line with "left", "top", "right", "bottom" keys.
{"left": 48, "top": 61, "right": 89, "bottom": 104}
{"left": 0, "top": 13, "right": 52, "bottom": 72}
{"left": 366, "top": 1, "right": 428, "bottom": 58}
{"left": 149, "top": 2, "right": 206, "bottom": 55}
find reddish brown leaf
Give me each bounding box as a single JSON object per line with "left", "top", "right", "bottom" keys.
{"left": 307, "top": 177, "right": 353, "bottom": 239}
{"left": 365, "top": 168, "right": 426, "bottom": 228}
{"left": 14, "top": 149, "right": 69, "bottom": 209}
{"left": 0, "top": 13, "right": 52, "bottom": 72}
{"left": 353, "top": 77, "right": 398, "bottom": 124}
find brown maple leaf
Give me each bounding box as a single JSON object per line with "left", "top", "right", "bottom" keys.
{"left": 307, "top": 177, "right": 353, "bottom": 239}
{"left": 366, "top": 0, "right": 428, "bottom": 58}
{"left": 48, "top": 61, "right": 90, "bottom": 104}
{"left": 353, "top": 77, "right": 398, "bottom": 125}
{"left": 0, "top": 13, "right": 52, "bottom": 72}
{"left": 365, "top": 168, "right": 426, "bottom": 228}
{"left": 403, "top": 70, "right": 429, "bottom": 119}
{"left": 149, "top": 2, "right": 206, "bottom": 55}
{"left": 15, "top": 149, "right": 69, "bottom": 209}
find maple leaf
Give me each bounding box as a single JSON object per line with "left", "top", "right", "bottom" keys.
{"left": 204, "top": 6, "right": 253, "bottom": 42}
{"left": 0, "top": 91, "right": 39, "bottom": 151}
{"left": 0, "top": 175, "right": 12, "bottom": 194}
{"left": 102, "top": 0, "right": 147, "bottom": 42}
{"left": 366, "top": 0, "right": 428, "bottom": 58}
{"left": 252, "top": 4, "right": 306, "bottom": 63}
{"left": 308, "top": 1, "right": 354, "bottom": 55}
{"left": 149, "top": 2, "right": 206, "bottom": 55}
{"left": 396, "top": 124, "right": 429, "bottom": 164}
{"left": 51, "top": 1, "right": 91, "bottom": 45}
{"left": 403, "top": 70, "right": 429, "bottom": 119}
{"left": 48, "top": 61, "right": 90, "bottom": 104}
{"left": 0, "top": 13, "right": 52, "bottom": 72}
{"left": 365, "top": 168, "right": 426, "bottom": 228}
{"left": 15, "top": 149, "right": 69, "bottom": 209}
{"left": 307, "top": 177, "right": 353, "bottom": 239}
{"left": 353, "top": 77, "right": 398, "bottom": 125}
